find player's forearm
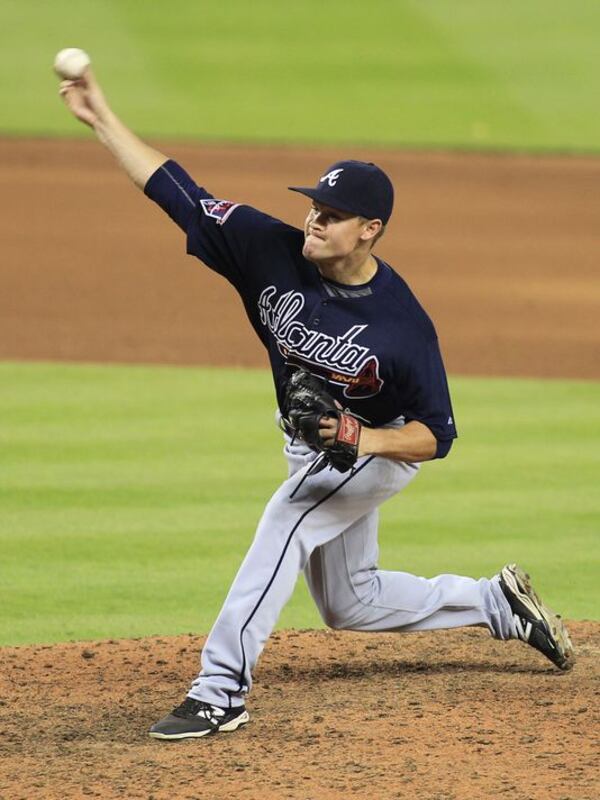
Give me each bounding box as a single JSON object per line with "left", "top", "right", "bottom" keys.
{"left": 93, "top": 111, "right": 167, "bottom": 190}
{"left": 359, "top": 421, "right": 437, "bottom": 463}
{"left": 58, "top": 63, "right": 167, "bottom": 190}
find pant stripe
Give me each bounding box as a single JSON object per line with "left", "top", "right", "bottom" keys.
{"left": 235, "top": 457, "right": 375, "bottom": 695}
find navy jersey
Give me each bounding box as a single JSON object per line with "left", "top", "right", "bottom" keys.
{"left": 145, "top": 160, "right": 457, "bottom": 456}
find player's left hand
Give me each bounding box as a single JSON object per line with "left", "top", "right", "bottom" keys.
{"left": 284, "top": 368, "right": 361, "bottom": 472}
{"left": 317, "top": 415, "right": 339, "bottom": 447}
{"left": 319, "top": 415, "right": 369, "bottom": 457}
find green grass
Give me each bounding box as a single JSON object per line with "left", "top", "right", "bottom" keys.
{"left": 0, "top": 1, "right": 599, "bottom": 152}
{"left": 1, "top": 361, "right": 598, "bottom": 646}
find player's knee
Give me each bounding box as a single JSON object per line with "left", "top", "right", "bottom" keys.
{"left": 320, "top": 609, "right": 348, "bottom": 630}
{"left": 317, "top": 601, "right": 361, "bottom": 631}
{"left": 318, "top": 582, "right": 385, "bottom": 630}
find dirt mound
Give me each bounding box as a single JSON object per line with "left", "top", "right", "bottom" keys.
{"left": 1, "top": 624, "right": 598, "bottom": 799}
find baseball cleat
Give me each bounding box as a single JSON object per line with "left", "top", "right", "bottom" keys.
{"left": 499, "top": 563, "right": 575, "bottom": 671}
{"left": 149, "top": 697, "right": 249, "bottom": 740}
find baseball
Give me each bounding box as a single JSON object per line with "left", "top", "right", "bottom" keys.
{"left": 53, "top": 48, "right": 91, "bottom": 80}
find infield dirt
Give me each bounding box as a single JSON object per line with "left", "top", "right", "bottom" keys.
{"left": 0, "top": 139, "right": 598, "bottom": 799}
{"left": 1, "top": 138, "right": 599, "bottom": 378}
{"left": 1, "top": 626, "right": 598, "bottom": 800}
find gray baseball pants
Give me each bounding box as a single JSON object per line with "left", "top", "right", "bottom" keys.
{"left": 188, "top": 436, "right": 514, "bottom": 708}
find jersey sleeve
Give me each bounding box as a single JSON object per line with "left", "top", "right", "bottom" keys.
{"left": 144, "top": 160, "right": 201, "bottom": 232}
{"left": 402, "top": 336, "right": 457, "bottom": 457}
{"left": 144, "top": 159, "right": 273, "bottom": 291}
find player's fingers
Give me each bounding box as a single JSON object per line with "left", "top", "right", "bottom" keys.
{"left": 58, "top": 89, "right": 97, "bottom": 126}
{"left": 59, "top": 77, "right": 89, "bottom": 92}
{"left": 58, "top": 82, "right": 87, "bottom": 102}
{"left": 318, "top": 417, "right": 338, "bottom": 446}
{"left": 59, "top": 88, "right": 77, "bottom": 100}
{"left": 318, "top": 417, "right": 337, "bottom": 432}
{"left": 58, "top": 87, "right": 80, "bottom": 107}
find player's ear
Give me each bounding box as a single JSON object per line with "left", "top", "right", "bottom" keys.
{"left": 360, "top": 218, "right": 383, "bottom": 243}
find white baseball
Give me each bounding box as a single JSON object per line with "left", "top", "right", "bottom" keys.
{"left": 53, "top": 48, "right": 91, "bottom": 80}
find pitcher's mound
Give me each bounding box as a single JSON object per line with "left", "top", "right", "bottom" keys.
{"left": 1, "top": 624, "right": 598, "bottom": 799}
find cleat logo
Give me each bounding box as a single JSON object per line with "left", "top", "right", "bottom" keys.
{"left": 513, "top": 615, "right": 533, "bottom": 642}
{"left": 196, "top": 707, "right": 223, "bottom": 725}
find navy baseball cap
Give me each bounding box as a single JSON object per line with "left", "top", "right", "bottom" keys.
{"left": 288, "top": 160, "right": 394, "bottom": 224}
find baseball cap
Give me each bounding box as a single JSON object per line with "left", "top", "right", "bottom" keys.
{"left": 288, "top": 160, "right": 394, "bottom": 224}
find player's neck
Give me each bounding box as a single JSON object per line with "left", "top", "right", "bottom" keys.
{"left": 316, "top": 253, "right": 377, "bottom": 286}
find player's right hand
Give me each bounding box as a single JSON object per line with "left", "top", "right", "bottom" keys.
{"left": 59, "top": 69, "right": 108, "bottom": 129}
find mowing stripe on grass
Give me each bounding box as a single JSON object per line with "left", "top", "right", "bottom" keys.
{"left": 1, "top": 1, "right": 599, "bottom": 152}
{"left": 1, "top": 361, "right": 598, "bottom": 645}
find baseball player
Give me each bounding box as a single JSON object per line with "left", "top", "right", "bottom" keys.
{"left": 59, "top": 69, "right": 574, "bottom": 740}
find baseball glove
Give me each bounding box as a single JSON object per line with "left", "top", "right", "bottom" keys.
{"left": 282, "top": 368, "right": 362, "bottom": 473}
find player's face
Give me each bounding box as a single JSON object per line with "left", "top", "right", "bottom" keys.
{"left": 303, "top": 202, "right": 370, "bottom": 262}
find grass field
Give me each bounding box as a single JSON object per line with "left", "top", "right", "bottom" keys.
{"left": 1, "top": 0, "right": 599, "bottom": 151}
{"left": 1, "top": 361, "right": 598, "bottom": 646}
{"left": 1, "top": 2, "right": 598, "bottom": 651}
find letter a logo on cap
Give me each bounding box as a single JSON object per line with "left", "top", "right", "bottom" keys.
{"left": 319, "top": 168, "right": 344, "bottom": 187}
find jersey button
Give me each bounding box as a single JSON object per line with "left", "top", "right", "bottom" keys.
{"left": 313, "top": 317, "right": 320, "bottom": 326}
{"left": 321, "top": 300, "right": 328, "bottom": 306}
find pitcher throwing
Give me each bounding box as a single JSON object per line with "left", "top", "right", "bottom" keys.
{"left": 57, "top": 63, "right": 575, "bottom": 740}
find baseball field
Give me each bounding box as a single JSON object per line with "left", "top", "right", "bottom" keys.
{"left": 1, "top": 2, "right": 599, "bottom": 799}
